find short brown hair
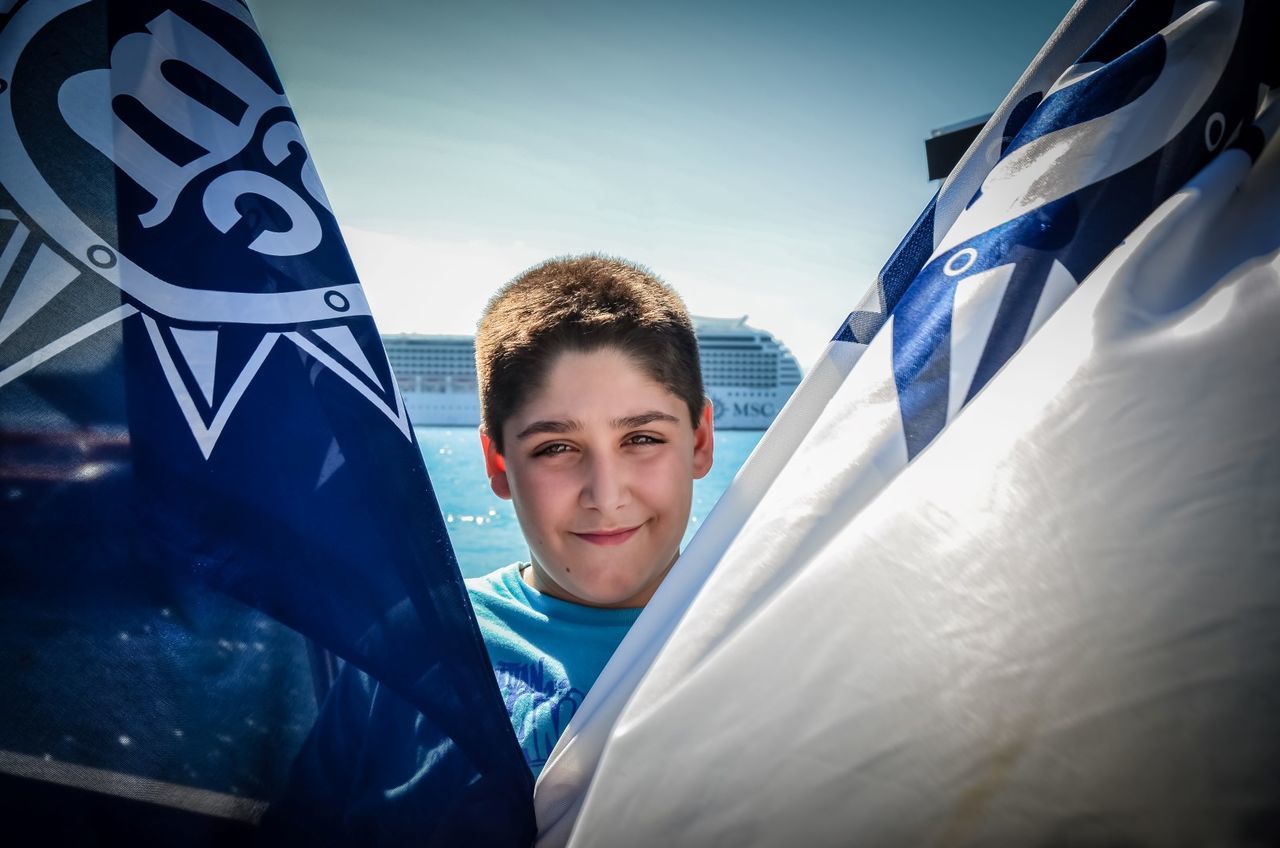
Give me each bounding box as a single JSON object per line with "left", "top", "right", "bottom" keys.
{"left": 476, "top": 255, "right": 704, "bottom": 453}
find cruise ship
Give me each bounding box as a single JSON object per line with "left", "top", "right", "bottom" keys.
{"left": 383, "top": 316, "right": 803, "bottom": 430}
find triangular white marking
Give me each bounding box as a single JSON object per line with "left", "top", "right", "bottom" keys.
{"left": 0, "top": 305, "right": 137, "bottom": 390}
{"left": 1024, "top": 259, "right": 1078, "bottom": 344}
{"left": 171, "top": 327, "right": 220, "bottom": 406}
{"left": 313, "top": 325, "right": 381, "bottom": 387}
{"left": 285, "top": 331, "right": 412, "bottom": 441}
{"left": 947, "top": 263, "right": 1013, "bottom": 424}
{"left": 145, "top": 316, "right": 279, "bottom": 460}
{"left": 0, "top": 221, "right": 30, "bottom": 291}
{"left": 315, "top": 437, "right": 345, "bottom": 489}
{"left": 0, "top": 244, "right": 80, "bottom": 343}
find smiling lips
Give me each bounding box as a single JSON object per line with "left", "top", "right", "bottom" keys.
{"left": 573, "top": 525, "right": 642, "bottom": 546}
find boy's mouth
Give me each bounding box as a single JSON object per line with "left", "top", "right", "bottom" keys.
{"left": 573, "top": 525, "right": 641, "bottom": 546}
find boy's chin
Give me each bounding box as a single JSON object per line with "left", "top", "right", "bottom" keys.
{"left": 587, "top": 570, "right": 670, "bottom": 608}
{"left": 533, "top": 545, "right": 678, "bottom": 607}
{"left": 559, "top": 571, "right": 657, "bottom": 609}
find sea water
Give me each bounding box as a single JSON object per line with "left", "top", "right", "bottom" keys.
{"left": 416, "top": 426, "right": 766, "bottom": 579}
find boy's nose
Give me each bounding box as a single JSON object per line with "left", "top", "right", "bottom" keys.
{"left": 580, "top": 454, "right": 629, "bottom": 513}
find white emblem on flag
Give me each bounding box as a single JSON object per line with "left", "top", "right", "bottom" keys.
{"left": 0, "top": 1, "right": 409, "bottom": 456}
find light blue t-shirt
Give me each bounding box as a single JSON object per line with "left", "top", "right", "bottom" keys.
{"left": 466, "top": 563, "right": 641, "bottom": 777}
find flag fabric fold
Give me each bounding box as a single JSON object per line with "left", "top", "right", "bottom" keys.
{"left": 536, "top": 0, "right": 1280, "bottom": 844}
{"left": 0, "top": 1, "right": 533, "bottom": 843}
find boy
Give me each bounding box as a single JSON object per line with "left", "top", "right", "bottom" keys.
{"left": 468, "top": 254, "right": 714, "bottom": 774}
{"left": 265, "top": 255, "right": 712, "bottom": 841}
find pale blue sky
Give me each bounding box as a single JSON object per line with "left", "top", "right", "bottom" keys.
{"left": 252, "top": 0, "right": 1074, "bottom": 369}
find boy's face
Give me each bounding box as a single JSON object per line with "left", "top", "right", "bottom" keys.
{"left": 482, "top": 346, "right": 714, "bottom": 608}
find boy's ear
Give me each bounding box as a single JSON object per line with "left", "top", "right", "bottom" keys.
{"left": 479, "top": 429, "right": 512, "bottom": 500}
{"left": 692, "top": 402, "right": 714, "bottom": 480}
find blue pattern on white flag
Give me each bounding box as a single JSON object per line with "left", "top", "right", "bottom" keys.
{"left": 887, "top": 0, "right": 1275, "bottom": 457}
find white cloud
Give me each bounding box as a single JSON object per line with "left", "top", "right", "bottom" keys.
{"left": 339, "top": 225, "right": 551, "bottom": 336}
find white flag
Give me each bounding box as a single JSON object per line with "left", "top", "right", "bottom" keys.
{"left": 567, "top": 88, "right": 1280, "bottom": 847}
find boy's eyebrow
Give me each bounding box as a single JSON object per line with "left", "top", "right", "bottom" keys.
{"left": 612, "top": 411, "right": 680, "bottom": 429}
{"left": 515, "top": 418, "right": 583, "bottom": 440}
{"left": 514, "top": 411, "right": 680, "bottom": 440}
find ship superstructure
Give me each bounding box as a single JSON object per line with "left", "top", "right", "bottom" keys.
{"left": 384, "top": 316, "right": 803, "bottom": 430}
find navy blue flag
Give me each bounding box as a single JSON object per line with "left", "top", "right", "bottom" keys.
{"left": 0, "top": 1, "right": 533, "bottom": 843}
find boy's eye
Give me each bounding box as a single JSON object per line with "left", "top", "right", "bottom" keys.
{"left": 533, "top": 442, "right": 574, "bottom": 457}
{"left": 625, "top": 433, "right": 664, "bottom": 447}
